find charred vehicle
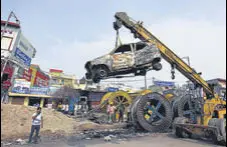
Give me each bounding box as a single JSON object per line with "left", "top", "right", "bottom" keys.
{"left": 85, "top": 42, "right": 162, "bottom": 83}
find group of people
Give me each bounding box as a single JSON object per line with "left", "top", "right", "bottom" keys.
{"left": 57, "top": 102, "right": 69, "bottom": 114}
{"left": 106, "top": 102, "right": 125, "bottom": 124}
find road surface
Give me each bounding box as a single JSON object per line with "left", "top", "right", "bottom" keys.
{"left": 11, "top": 133, "right": 222, "bottom": 147}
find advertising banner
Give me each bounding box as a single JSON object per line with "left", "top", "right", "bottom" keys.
{"left": 14, "top": 47, "right": 31, "bottom": 67}
{"left": 153, "top": 81, "right": 175, "bottom": 87}
{"left": 11, "top": 79, "right": 31, "bottom": 94}
{"left": 29, "top": 87, "right": 50, "bottom": 95}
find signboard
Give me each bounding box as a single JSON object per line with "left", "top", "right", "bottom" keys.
{"left": 11, "top": 79, "right": 31, "bottom": 94}
{"left": 10, "top": 33, "right": 36, "bottom": 69}
{"left": 1, "top": 27, "right": 20, "bottom": 52}
{"left": 23, "top": 68, "right": 32, "bottom": 81}
{"left": 29, "top": 87, "right": 50, "bottom": 95}
{"left": 153, "top": 81, "right": 175, "bottom": 87}
{"left": 107, "top": 87, "right": 119, "bottom": 92}
{"left": 14, "top": 47, "right": 31, "bottom": 67}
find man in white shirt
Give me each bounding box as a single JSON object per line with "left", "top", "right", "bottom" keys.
{"left": 28, "top": 107, "right": 43, "bottom": 143}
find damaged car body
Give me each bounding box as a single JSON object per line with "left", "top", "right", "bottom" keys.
{"left": 85, "top": 42, "right": 162, "bottom": 83}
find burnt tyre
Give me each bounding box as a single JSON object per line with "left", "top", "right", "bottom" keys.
{"left": 177, "top": 94, "right": 197, "bottom": 123}
{"left": 152, "top": 62, "right": 162, "bottom": 71}
{"left": 134, "top": 92, "right": 173, "bottom": 132}
{"left": 173, "top": 117, "right": 191, "bottom": 138}
{"left": 93, "top": 77, "right": 101, "bottom": 83}
{"left": 95, "top": 66, "right": 109, "bottom": 79}
{"left": 85, "top": 73, "right": 92, "bottom": 79}
{"left": 130, "top": 96, "right": 144, "bottom": 130}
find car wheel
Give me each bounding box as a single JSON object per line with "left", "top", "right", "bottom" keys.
{"left": 153, "top": 63, "right": 162, "bottom": 71}
{"left": 95, "top": 66, "right": 109, "bottom": 78}
{"left": 85, "top": 73, "right": 92, "bottom": 79}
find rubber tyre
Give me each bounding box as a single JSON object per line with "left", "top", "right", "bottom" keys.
{"left": 85, "top": 73, "right": 92, "bottom": 79}
{"left": 95, "top": 66, "right": 108, "bottom": 78}
{"left": 177, "top": 94, "right": 194, "bottom": 119}
{"left": 153, "top": 63, "right": 162, "bottom": 71}
{"left": 135, "top": 92, "right": 173, "bottom": 132}
{"left": 130, "top": 96, "right": 144, "bottom": 130}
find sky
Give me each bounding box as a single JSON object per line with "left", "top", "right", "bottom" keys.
{"left": 1, "top": 0, "right": 226, "bottom": 88}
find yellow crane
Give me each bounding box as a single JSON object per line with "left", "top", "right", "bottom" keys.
{"left": 113, "top": 12, "right": 226, "bottom": 145}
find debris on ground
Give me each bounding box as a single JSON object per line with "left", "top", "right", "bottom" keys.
{"left": 1, "top": 104, "right": 129, "bottom": 141}
{"left": 104, "top": 136, "right": 112, "bottom": 141}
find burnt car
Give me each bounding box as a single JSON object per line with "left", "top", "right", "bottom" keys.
{"left": 85, "top": 42, "right": 162, "bottom": 83}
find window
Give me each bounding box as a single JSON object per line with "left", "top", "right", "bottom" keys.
{"left": 1, "top": 36, "right": 13, "bottom": 51}
{"left": 114, "top": 45, "right": 132, "bottom": 54}
{"left": 136, "top": 43, "right": 146, "bottom": 51}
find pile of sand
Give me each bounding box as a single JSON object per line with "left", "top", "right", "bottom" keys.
{"left": 1, "top": 104, "right": 126, "bottom": 140}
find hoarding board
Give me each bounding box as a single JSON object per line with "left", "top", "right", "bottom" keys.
{"left": 29, "top": 87, "right": 50, "bottom": 95}
{"left": 1, "top": 25, "right": 21, "bottom": 59}
{"left": 11, "top": 79, "right": 31, "bottom": 94}
{"left": 10, "top": 33, "right": 36, "bottom": 68}
{"left": 153, "top": 81, "right": 175, "bottom": 87}
{"left": 14, "top": 47, "right": 31, "bottom": 67}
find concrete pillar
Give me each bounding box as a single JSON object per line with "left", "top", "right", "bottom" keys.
{"left": 24, "top": 97, "right": 29, "bottom": 106}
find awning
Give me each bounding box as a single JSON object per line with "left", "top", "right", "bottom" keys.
{"left": 8, "top": 92, "right": 52, "bottom": 98}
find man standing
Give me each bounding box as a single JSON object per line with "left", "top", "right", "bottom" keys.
{"left": 118, "top": 104, "right": 125, "bottom": 123}
{"left": 107, "top": 102, "right": 116, "bottom": 124}
{"left": 28, "top": 107, "right": 43, "bottom": 144}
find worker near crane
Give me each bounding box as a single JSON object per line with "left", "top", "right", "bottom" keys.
{"left": 117, "top": 104, "right": 125, "bottom": 123}
{"left": 107, "top": 102, "right": 116, "bottom": 124}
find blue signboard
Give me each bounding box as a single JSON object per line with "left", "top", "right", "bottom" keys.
{"left": 107, "top": 87, "right": 119, "bottom": 92}
{"left": 11, "top": 86, "right": 50, "bottom": 95}
{"left": 14, "top": 48, "right": 31, "bottom": 67}
{"left": 11, "top": 87, "right": 30, "bottom": 94}
{"left": 29, "top": 87, "right": 50, "bottom": 95}
{"left": 153, "top": 81, "right": 175, "bottom": 87}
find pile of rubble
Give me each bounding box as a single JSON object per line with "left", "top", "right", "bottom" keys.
{"left": 1, "top": 104, "right": 128, "bottom": 142}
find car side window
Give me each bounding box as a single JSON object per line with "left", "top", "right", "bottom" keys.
{"left": 136, "top": 43, "right": 146, "bottom": 51}
{"left": 114, "top": 45, "right": 132, "bottom": 54}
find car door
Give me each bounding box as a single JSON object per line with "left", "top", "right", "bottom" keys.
{"left": 134, "top": 42, "right": 156, "bottom": 66}
{"left": 111, "top": 44, "right": 134, "bottom": 70}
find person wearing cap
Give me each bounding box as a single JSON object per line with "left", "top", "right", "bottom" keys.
{"left": 28, "top": 107, "right": 43, "bottom": 144}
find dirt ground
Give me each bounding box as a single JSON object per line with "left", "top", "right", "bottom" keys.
{"left": 10, "top": 133, "right": 222, "bottom": 147}
{"left": 1, "top": 104, "right": 125, "bottom": 140}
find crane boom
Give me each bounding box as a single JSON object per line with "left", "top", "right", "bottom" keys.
{"left": 114, "top": 12, "right": 214, "bottom": 97}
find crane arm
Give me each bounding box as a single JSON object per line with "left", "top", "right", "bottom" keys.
{"left": 114, "top": 12, "right": 214, "bottom": 97}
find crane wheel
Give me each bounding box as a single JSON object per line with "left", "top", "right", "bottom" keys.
{"left": 132, "top": 92, "right": 173, "bottom": 132}
{"left": 100, "top": 91, "right": 132, "bottom": 113}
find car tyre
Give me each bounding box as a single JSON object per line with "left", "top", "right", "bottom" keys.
{"left": 153, "top": 63, "right": 162, "bottom": 71}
